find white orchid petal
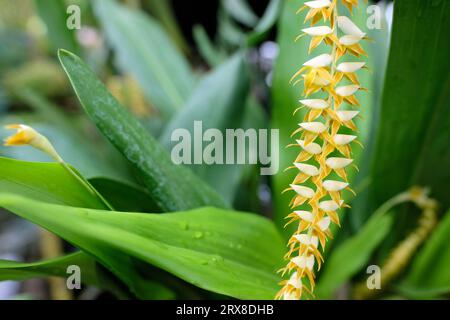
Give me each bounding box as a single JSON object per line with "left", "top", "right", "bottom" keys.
{"left": 290, "top": 184, "right": 315, "bottom": 198}
{"left": 339, "top": 35, "right": 363, "bottom": 46}
{"left": 336, "top": 110, "right": 359, "bottom": 122}
{"left": 303, "top": 54, "right": 333, "bottom": 68}
{"left": 288, "top": 272, "right": 302, "bottom": 289}
{"left": 294, "top": 210, "right": 314, "bottom": 222}
{"left": 291, "top": 256, "right": 306, "bottom": 268}
{"left": 300, "top": 122, "right": 327, "bottom": 133}
{"left": 294, "top": 163, "right": 320, "bottom": 176}
{"left": 300, "top": 99, "right": 329, "bottom": 110}
{"left": 297, "top": 140, "right": 322, "bottom": 154}
{"left": 325, "top": 157, "right": 353, "bottom": 169}
{"left": 294, "top": 234, "right": 318, "bottom": 248}
{"left": 283, "top": 292, "right": 297, "bottom": 300}
{"left": 323, "top": 180, "right": 349, "bottom": 192}
{"left": 336, "top": 84, "right": 360, "bottom": 97}
{"left": 310, "top": 236, "right": 319, "bottom": 248}
{"left": 333, "top": 134, "right": 357, "bottom": 145}
{"left": 337, "top": 16, "right": 365, "bottom": 37}
{"left": 318, "top": 217, "right": 331, "bottom": 231}
{"left": 336, "top": 62, "right": 366, "bottom": 73}
{"left": 306, "top": 255, "right": 315, "bottom": 270}
{"left": 305, "top": 0, "right": 331, "bottom": 9}
{"left": 319, "top": 200, "right": 344, "bottom": 212}
{"left": 302, "top": 26, "right": 333, "bottom": 36}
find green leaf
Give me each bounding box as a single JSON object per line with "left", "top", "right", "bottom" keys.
{"left": 89, "top": 177, "right": 161, "bottom": 213}
{"left": 143, "top": 0, "right": 190, "bottom": 54}
{"left": 247, "top": 0, "right": 282, "bottom": 46}
{"left": 193, "top": 25, "right": 226, "bottom": 67}
{"left": 160, "top": 53, "right": 250, "bottom": 204}
{"left": 222, "top": 0, "right": 258, "bottom": 27}
{"left": 316, "top": 212, "right": 394, "bottom": 298}
{"left": 402, "top": 210, "right": 450, "bottom": 297}
{"left": 93, "top": 0, "right": 194, "bottom": 117}
{"left": 0, "top": 157, "right": 108, "bottom": 209}
{"left": 34, "top": 0, "right": 80, "bottom": 55}
{"left": 370, "top": 0, "right": 450, "bottom": 209}
{"left": 0, "top": 194, "right": 285, "bottom": 299}
{"left": 58, "top": 48, "right": 227, "bottom": 212}
{"left": 0, "top": 157, "right": 172, "bottom": 299}
{"left": 0, "top": 252, "right": 130, "bottom": 299}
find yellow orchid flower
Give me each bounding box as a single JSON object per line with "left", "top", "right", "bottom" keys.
{"left": 277, "top": 0, "right": 369, "bottom": 300}
{"left": 4, "top": 124, "right": 62, "bottom": 162}
{"left": 297, "top": 0, "right": 336, "bottom": 26}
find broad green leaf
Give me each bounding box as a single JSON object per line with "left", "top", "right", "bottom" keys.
{"left": 370, "top": 0, "right": 450, "bottom": 209}
{"left": 34, "top": 0, "right": 81, "bottom": 55}
{"left": 402, "top": 210, "right": 450, "bottom": 297}
{"left": 93, "top": 0, "right": 194, "bottom": 117}
{"left": 0, "top": 157, "right": 171, "bottom": 299}
{"left": 160, "top": 53, "right": 250, "bottom": 204}
{"left": 0, "top": 194, "right": 285, "bottom": 299}
{"left": 89, "top": 177, "right": 161, "bottom": 213}
{"left": 0, "top": 157, "right": 108, "bottom": 209}
{"left": 316, "top": 212, "right": 394, "bottom": 298}
{"left": 58, "top": 49, "right": 228, "bottom": 211}
{"left": 0, "top": 252, "right": 131, "bottom": 299}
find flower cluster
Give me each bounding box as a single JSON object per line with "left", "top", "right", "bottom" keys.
{"left": 277, "top": 0, "right": 368, "bottom": 300}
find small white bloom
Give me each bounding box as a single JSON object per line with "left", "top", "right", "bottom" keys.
{"left": 318, "top": 217, "right": 331, "bottom": 231}
{"left": 297, "top": 140, "right": 322, "bottom": 154}
{"left": 294, "top": 210, "right": 314, "bottom": 222}
{"left": 319, "top": 200, "right": 344, "bottom": 212}
{"left": 336, "top": 84, "right": 360, "bottom": 97}
{"left": 300, "top": 122, "right": 327, "bottom": 133}
{"left": 323, "top": 180, "right": 349, "bottom": 192}
{"left": 302, "top": 26, "right": 333, "bottom": 36}
{"left": 303, "top": 54, "right": 333, "bottom": 68}
{"left": 294, "top": 234, "right": 319, "bottom": 247}
{"left": 337, "top": 16, "right": 365, "bottom": 37}
{"left": 283, "top": 292, "right": 297, "bottom": 300}
{"left": 288, "top": 272, "right": 302, "bottom": 289}
{"left": 325, "top": 157, "right": 353, "bottom": 169}
{"left": 305, "top": 0, "right": 331, "bottom": 9}
{"left": 294, "top": 163, "right": 320, "bottom": 176}
{"left": 312, "top": 77, "right": 331, "bottom": 86}
{"left": 300, "top": 99, "right": 329, "bottom": 110}
{"left": 336, "top": 110, "right": 359, "bottom": 122}
{"left": 333, "top": 134, "right": 357, "bottom": 145}
{"left": 336, "top": 62, "right": 366, "bottom": 73}
{"left": 290, "top": 184, "right": 315, "bottom": 198}
{"left": 339, "top": 35, "right": 364, "bottom": 46}
{"left": 291, "top": 255, "right": 315, "bottom": 270}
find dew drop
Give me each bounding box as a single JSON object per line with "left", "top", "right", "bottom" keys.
{"left": 193, "top": 231, "right": 204, "bottom": 239}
